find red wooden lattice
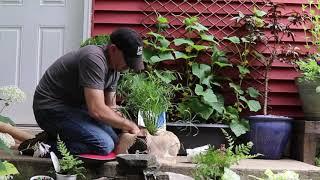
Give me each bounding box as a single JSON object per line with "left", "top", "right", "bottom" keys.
{"left": 140, "top": 0, "right": 267, "bottom": 39}
{"left": 140, "top": 0, "right": 270, "bottom": 112}
{"left": 92, "top": 0, "right": 307, "bottom": 118}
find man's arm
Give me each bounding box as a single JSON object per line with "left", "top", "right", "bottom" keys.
{"left": 104, "top": 91, "right": 123, "bottom": 116}
{"left": 104, "top": 91, "right": 117, "bottom": 108}
{"left": 84, "top": 87, "right": 139, "bottom": 133}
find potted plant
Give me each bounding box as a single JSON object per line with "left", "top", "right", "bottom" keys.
{"left": 118, "top": 72, "right": 174, "bottom": 135}
{"left": 50, "top": 136, "right": 86, "bottom": 180}
{"left": 30, "top": 175, "right": 54, "bottom": 180}
{"left": 226, "top": 3, "right": 306, "bottom": 159}
{"left": 295, "top": 55, "right": 320, "bottom": 120}
{"left": 117, "top": 71, "right": 183, "bottom": 162}
{"left": 192, "top": 129, "right": 260, "bottom": 180}
{"left": 295, "top": 0, "right": 320, "bottom": 120}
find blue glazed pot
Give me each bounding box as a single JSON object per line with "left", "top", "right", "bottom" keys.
{"left": 247, "top": 115, "right": 292, "bottom": 160}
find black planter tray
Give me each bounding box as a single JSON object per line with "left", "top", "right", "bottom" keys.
{"left": 166, "top": 122, "right": 229, "bottom": 155}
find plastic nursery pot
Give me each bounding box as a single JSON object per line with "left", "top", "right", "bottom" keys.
{"left": 30, "top": 175, "right": 54, "bottom": 180}
{"left": 295, "top": 77, "right": 320, "bottom": 120}
{"left": 56, "top": 173, "right": 77, "bottom": 180}
{"left": 247, "top": 115, "right": 292, "bottom": 160}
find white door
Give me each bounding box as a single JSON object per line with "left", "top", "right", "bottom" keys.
{"left": 0, "top": 0, "right": 87, "bottom": 125}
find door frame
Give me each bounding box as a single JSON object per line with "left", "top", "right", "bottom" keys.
{"left": 82, "top": 0, "right": 92, "bottom": 40}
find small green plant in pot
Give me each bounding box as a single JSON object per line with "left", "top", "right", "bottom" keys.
{"left": 50, "top": 136, "right": 86, "bottom": 180}
{"left": 118, "top": 72, "right": 174, "bottom": 135}
{"left": 295, "top": 0, "right": 320, "bottom": 120}
{"left": 193, "top": 129, "right": 260, "bottom": 180}
{"left": 295, "top": 54, "right": 320, "bottom": 120}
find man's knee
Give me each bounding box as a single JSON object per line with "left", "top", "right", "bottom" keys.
{"left": 94, "top": 136, "right": 115, "bottom": 154}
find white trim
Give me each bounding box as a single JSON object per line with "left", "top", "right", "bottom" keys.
{"left": 82, "top": 0, "right": 92, "bottom": 40}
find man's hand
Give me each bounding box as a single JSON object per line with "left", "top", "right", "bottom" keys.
{"left": 126, "top": 121, "right": 140, "bottom": 134}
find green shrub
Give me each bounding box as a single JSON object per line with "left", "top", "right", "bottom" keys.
{"left": 80, "top": 34, "right": 110, "bottom": 47}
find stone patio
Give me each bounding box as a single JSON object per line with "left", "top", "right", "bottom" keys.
{"left": 1, "top": 151, "right": 320, "bottom": 180}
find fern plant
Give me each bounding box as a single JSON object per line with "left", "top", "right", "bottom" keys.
{"left": 193, "top": 129, "right": 260, "bottom": 180}
{"left": 57, "top": 136, "right": 86, "bottom": 178}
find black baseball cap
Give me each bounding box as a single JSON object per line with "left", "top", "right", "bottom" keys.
{"left": 110, "top": 28, "right": 144, "bottom": 71}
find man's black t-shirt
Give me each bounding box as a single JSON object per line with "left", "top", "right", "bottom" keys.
{"left": 33, "top": 45, "right": 120, "bottom": 110}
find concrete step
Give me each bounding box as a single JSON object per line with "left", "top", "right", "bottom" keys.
{"left": 233, "top": 159, "right": 320, "bottom": 180}
{"left": 1, "top": 152, "right": 320, "bottom": 180}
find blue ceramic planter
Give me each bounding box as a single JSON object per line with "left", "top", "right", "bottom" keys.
{"left": 247, "top": 115, "right": 292, "bottom": 159}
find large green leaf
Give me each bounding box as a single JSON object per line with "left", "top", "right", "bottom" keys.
{"left": 200, "top": 34, "right": 218, "bottom": 44}
{"left": 206, "top": 93, "right": 225, "bottom": 114}
{"left": 147, "top": 32, "right": 165, "bottom": 39}
{"left": 252, "top": 16, "right": 265, "bottom": 28}
{"left": 186, "top": 22, "right": 208, "bottom": 33}
{"left": 229, "top": 83, "right": 244, "bottom": 95}
{"left": 211, "top": 46, "right": 228, "bottom": 63}
{"left": 230, "top": 120, "right": 249, "bottom": 137}
{"left": 224, "top": 36, "right": 240, "bottom": 44}
{"left": 195, "top": 84, "right": 217, "bottom": 103}
{"left": 159, "top": 38, "right": 170, "bottom": 48}
{"left": 154, "top": 70, "right": 176, "bottom": 84}
{"left": 191, "top": 44, "right": 209, "bottom": 51}
{"left": 254, "top": 7, "right": 267, "bottom": 17}
{"left": 144, "top": 39, "right": 172, "bottom": 52}
{"left": 0, "top": 115, "right": 15, "bottom": 126}
{"left": 201, "top": 75, "right": 213, "bottom": 87}
{"left": 143, "top": 48, "right": 155, "bottom": 64}
{"left": 237, "top": 65, "right": 250, "bottom": 75}
{"left": 246, "top": 87, "right": 260, "bottom": 98}
{"left": 150, "top": 52, "right": 174, "bottom": 63}
{"left": 185, "top": 97, "right": 214, "bottom": 120}
{"left": 239, "top": 96, "right": 247, "bottom": 103}
{"left": 159, "top": 47, "right": 174, "bottom": 52}
{"left": 183, "top": 17, "right": 198, "bottom": 26}
{"left": 247, "top": 100, "right": 261, "bottom": 112}
{"left": 0, "top": 161, "right": 19, "bottom": 176}
{"left": 192, "top": 63, "right": 211, "bottom": 82}
{"left": 173, "top": 51, "right": 196, "bottom": 60}
{"left": 173, "top": 38, "right": 194, "bottom": 46}
{"left": 213, "top": 61, "right": 233, "bottom": 68}
{"left": 157, "top": 16, "right": 168, "bottom": 24}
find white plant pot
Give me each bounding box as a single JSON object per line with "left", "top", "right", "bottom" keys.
{"left": 30, "top": 175, "right": 54, "bottom": 180}
{"left": 56, "top": 173, "right": 77, "bottom": 180}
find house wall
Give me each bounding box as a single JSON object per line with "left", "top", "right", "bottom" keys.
{"left": 91, "top": 0, "right": 310, "bottom": 119}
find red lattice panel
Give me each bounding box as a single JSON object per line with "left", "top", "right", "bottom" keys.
{"left": 140, "top": 0, "right": 270, "bottom": 112}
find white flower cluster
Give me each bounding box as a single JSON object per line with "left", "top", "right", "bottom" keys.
{"left": 0, "top": 132, "right": 15, "bottom": 148}
{"left": 0, "top": 86, "right": 26, "bottom": 103}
